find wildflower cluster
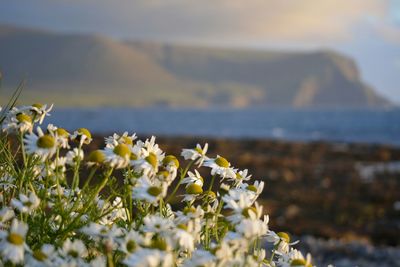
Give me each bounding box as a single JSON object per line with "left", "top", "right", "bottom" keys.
{"left": 0, "top": 104, "right": 313, "bottom": 266}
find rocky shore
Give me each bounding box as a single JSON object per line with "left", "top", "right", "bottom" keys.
{"left": 297, "top": 236, "right": 400, "bottom": 267}
{"left": 89, "top": 135, "right": 400, "bottom": 247}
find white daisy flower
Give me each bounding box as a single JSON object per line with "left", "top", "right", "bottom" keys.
{"left": 141, "top": 136, "right": 164, "bottom": 160}
{"left": 99, "top": 197, "right": 128, "bottom": 224}
{"left": 47, "top": 124, "right": 70, "bottom": 149}
{"left": 0, "top": 207, "right": 15, "bottom": 227}
{"left": 181, "top": 143, "right": 209, "bottom": 166}
{"left": 0, "top": 219, "right": 28, "bottom": 264}
{"left": 2, "top": 108, "right": 33, "bottom": 133}
{"left": 80, "top": 222, "right": 109, "bottom": 240}
{"left": 103, "top": 144, "right": 131, "bottom": 169}
{"left": 66, "top": 148, "right": 84, "bottom": 166}
{"left": 288, "top": 251, "right": 313, "bottom": 267}
{"left": 223, "top": 191, "right": 262, "bottom": 224}
{"left": 154, "top": 170, "right": 175, "bottom": 187}
{"left": 24, "top": 127, "right": 57, "bottom": 159}
{"left": 235, "top": 218, "right": 268, "bottom": 239}
{"left": 0, "top": 174, "right": 16, "bottom": 192}
{"left": 173, "top": 224, "right": 195, "bottom": 252}
{"left": 143, "top": 215, "right": 174, "bottom": 236}
{"left": 49, "top": 156, "right": 67, "bottom": 174}
{"left": 233, "top": 169, "right": 252, "bottom": 185}
{"left": 132, "top": 176, "right": 166, "bottom": 205}
{"left": 161, "top": 155, "right": 179, "bottom": 182}
{"left": 239, "top": 180, "right": 265, "bottom": 203}
{"left": 26, "top": 244, "right": 56, "bottom": 267}
{"left": 174, "top": 206, "right": 204, "bottom": 224}
{"left": 181, "top": 170, "right": 204, "bottom": 188}
{"left": 27, "top": 103, "right": 53, "bottom": 124}
{"left": 11, "top": 191, "right": 40, "bottom": 213}
{"left": 182, "top": 183, "right": 203, "bottom": 203}
{"left": 59, "top": 238, "right": 88, "bottom": 259}
{"left": 162, "top": 155, "right": 179, "bottom": 170}
{"left": 105, "top": 131, "right": 137, "bottom": 148}
{"left": 70, "top": 128, "right": 92, "bottom": 146}
{"left": 118, "top": 230, "right": 143, "bottom": 254}
{"left": 87, "top": 149, "right": 106, "bottom": 167}
{"left": 266, "top": 231, "right": 299, "bottom": 254}
{"left": 203, "top": 156, "right": 236, "bottom": 179}
{"left": 132, "top": 152, "right": 160, "bottom": 177}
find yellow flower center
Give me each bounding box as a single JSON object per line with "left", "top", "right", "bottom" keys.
{"left": 7, "top": 233, "right": 24, "bottom": 245}
{"left": 145, "top": 153, "right": 158, "bottom": 168}
{"left": 277, "top": 232, "right": 291, "bottom": 243}
{"left": 16, "top": 113, "right": 32, "bottom": 123}
{"left": 198, "top": 176, "right": 204, "bottom": 183}
{"left": 122, "top": 136, "right": 133, "bottom": 145}
{"left": 33, "top": 250, "right": 47, "bottom": 261}
{"left": 194, "top": 147, "right": 203, "bottom": 154}
{"left": 113, "top": 144, "right": 131, "bottom": 157}
{"left": 77, "top": 128, "right": 92, "bottom": 139}
{"left": 290, "top": 259, "right": 308, "bottom": 266}
{"left": 147, "top": 186, "right": 162, "bottom": 197}
{"left": 203, "top": 191, "right": 216, "bottom": 200}
{"left": 68, "top": 250, "right": 79, "bottom": 258}
{"left": 37, "top": 135, "right": 55, "bottom": 149}
{"left": 56, "top": 128, "right": 69, "bottom": 137}
{"left": 183, "top": 206, "right": 196, "bottom": 215}
{"left": 185, "top": 183, "right": 203, "bottom": 195}
{"left": 157, "top": 170, "right": 170, "bottom": 179}
{"left": 32, "top": 103, "right": 43, "bottom": 109}
{"left": 126, "top": 240, "right": 136, "bottom": 253}
{"left": 88, "top": 150, "right": 105, "bottom": 164}
{"left": 24, "top": 201, "right": 33, "bottom": 207}
{"left": 242, "top": 207, "right": 257, "bottom": 218}
{"left": 215, "top": 156, "right": 229, "bottom": 168}
{"left": 246, "top": 185, "right": 257, "bottom": 192}
{"left": 151, "top": 238, "right": 167, "bottom": 251}
{"left": 162, "top": 155, "right": 179, "bottom": 168}
{"left": 177, "top": 224, "right": 188, "bottom": 231}
{"left": 130, "top": 153, "right": 138, "bottom": 160}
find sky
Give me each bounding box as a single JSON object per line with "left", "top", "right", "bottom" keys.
{"left": 0, "top": 0, "right": 399, "bottom": 103}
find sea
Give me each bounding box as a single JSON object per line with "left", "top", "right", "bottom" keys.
{"left": 46, "top": 107, "right": 400, "bottom": 146}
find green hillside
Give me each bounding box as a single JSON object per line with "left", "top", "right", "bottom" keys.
{"left": 0, "top": 24, "right": 390, "bottom": 107}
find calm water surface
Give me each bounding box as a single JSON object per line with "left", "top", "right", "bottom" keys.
{"left": 46, "top": 108, "right": 400, "bottom": 146}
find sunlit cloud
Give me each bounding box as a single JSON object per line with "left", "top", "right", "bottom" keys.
{"left": 101, "top": 0, "right": 390, "bottom": 44}
{"left": 118, "top": 0, "right": 387, "bottom": 43}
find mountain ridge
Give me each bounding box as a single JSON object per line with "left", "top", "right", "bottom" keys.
{"left": 0, "top": 24, "right": 391, "bottom": 108}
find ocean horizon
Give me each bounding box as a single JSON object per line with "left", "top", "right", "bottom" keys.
{"left": 43, "top": 107, "right": 400, "bottom": 146}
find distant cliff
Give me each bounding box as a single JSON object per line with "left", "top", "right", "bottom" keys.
{"left": 0, "top": 24, "right": 390, "bottom": 107}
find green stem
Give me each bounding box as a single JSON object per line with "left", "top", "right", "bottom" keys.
{"left": 214, "top": 200, "right": 224, "bottom": 241}
{"left": 82, "top": 166, "right": 98, "bottom": 191}
{"left": 166, "top": 160, "right": 194, "bottom": 203}
{"left": 19, "top": 132, "right": 27, "bottom": 168}
{"left": 208, "top": 174, "right": 216, "bottom": 192}
{"left": 58, "top": 168, "right": 113, "bottom": 239}
{"left": 71, "top": 144, "right": 82, "bottom": 190}
{"left": 107, "top": 252, "right": 114, "bottom": 267}
{"left": 269, "top": 241, "right": 281, "bottom": 264}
